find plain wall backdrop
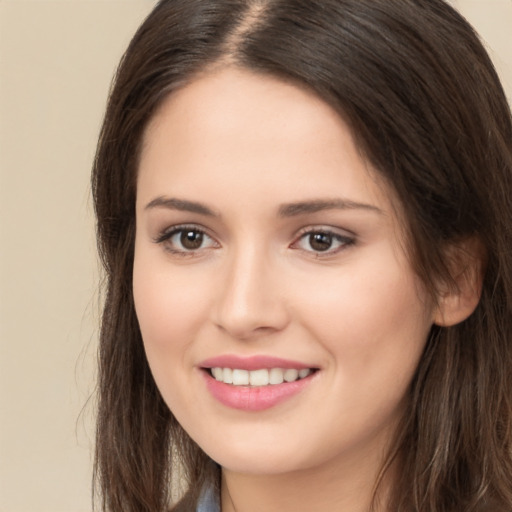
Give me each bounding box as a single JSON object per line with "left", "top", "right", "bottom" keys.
{"left": 0, "top": 1, "right": 510, "bottom": 511}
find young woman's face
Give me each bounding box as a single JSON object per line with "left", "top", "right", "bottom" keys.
{"left": 134, "top": 68, "right": 435, "bottom": 476}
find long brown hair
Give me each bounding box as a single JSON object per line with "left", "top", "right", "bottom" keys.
{"left": 92, "top": 1, "right": 512, "bottom": 510}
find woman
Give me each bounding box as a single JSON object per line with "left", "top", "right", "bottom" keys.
{"left": 92, "top": 1, "right": 512, "bottom": 511}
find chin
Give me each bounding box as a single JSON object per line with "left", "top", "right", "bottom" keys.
{"left": 215, "top": 453, "right": 307, "bottom": 476}
{"left": 200, "top": 434, "right": 319, "bottom": 476}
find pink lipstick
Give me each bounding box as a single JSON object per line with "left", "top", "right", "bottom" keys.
{"left": 199, "top": 355, "right": 318, "bottom": 411}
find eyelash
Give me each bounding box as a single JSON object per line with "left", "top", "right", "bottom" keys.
{"left": 154, "top": 224, "right": 218, "bottom": 257}
{"left": 154, "top": 225, "right": 355, "bottom": 257}
{"left": 291, "top": 227, "right": 355, "bottom": 256}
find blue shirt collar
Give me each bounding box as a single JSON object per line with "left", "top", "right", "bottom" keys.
{"left": 196, "top": 485, "right": 220, "bottom": 512}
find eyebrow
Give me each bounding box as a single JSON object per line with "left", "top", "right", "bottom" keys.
{"left": 144, "top": 196, "right": 383, "bottom": 218}
{"left": 144, "top": 196, "right": 218, "bottom": 216}
{"left": 278, "top": 198, "right": 384, "bottom": 217}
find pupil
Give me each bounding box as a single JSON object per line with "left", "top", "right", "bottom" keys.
{"left": 181, "top": 230, "right": 203, "bottom": 250}
{"left": 310, "top": 233, "right": 332, "bottom": 251}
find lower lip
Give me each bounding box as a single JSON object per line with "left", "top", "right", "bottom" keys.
{"left": 202, "top": 371, "right": 315, "bottom": 411}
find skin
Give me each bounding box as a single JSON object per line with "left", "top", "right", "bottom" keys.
{"left": 134, "top": 67, "right": 440, "bottom": 512}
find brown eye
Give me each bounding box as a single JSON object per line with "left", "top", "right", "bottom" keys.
{"left": 293, "top": 229, "right": 354, "bottom": 255}
{"left": 155, "top": 226, "right": 218, "bottom": 254}
{"left": 180, "top": 230, "right": 204, "bottom": 250}
{"left": 309, "top": 233, "right": 333, "bottom": 252}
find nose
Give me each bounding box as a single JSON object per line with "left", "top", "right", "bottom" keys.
{"left": 212, "top": 245, "right": 290, "bottom": 340}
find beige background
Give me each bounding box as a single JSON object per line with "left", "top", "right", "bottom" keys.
{"left": 0, "top": 1, "right": 510, "bottom": 511}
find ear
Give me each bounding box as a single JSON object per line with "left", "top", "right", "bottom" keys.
{"left": 433, "top": 237, "right": 486, "bottom": 327}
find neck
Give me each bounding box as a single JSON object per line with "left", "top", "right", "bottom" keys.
{"left": 220, "top": 445, "right": 395, "bottom": 512}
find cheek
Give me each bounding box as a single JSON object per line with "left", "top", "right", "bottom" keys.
{"left": 296, "top": 248, "right": 432, "bottom": 383}
{"left": 291, "top": 258, "right": 432, "bottom": 453}
{"left": 132, "top": 251, "right": 216, "bottom": 421}
{"left": 132, "top": 251, "right": 210, "bottom": 366}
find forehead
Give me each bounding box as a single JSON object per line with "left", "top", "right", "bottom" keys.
{"left": 138, "top": 66, "right": 397, "bottom": 218}
{"left": 142, "top": 66, "right": 355, "bottom": 161}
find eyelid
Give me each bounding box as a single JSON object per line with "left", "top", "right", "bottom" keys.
{"left": 153, "top": 223, "right": 220, "bottom": 254}
{"left": 290, "top": 226, "right": 356, "bottom": 255}
{"left": 293, "top": 224, "right": 356, "bottom": 239}
{"left": 153, "top": 222, "right": 208, "bottom": 241}
{"left": 152, "top": 223, "right": 354, "bottom": 257}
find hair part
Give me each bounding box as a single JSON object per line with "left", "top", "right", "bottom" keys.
{"left": 92, "top": 1, "right": 512, "bottom": 510}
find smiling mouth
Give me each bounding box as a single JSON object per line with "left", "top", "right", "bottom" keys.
{"left": 207, "top": 367, "right": 317, "bottom": 387}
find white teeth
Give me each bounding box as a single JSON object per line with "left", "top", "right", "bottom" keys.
{"left": 232, "top": 369, "right": 249, "bottom": 386}
{"left": 210, "top": 367, "right": 314, "bottom": 386}
{"left": 269, "top": 368, "right": 285, "bottom": 385}
{"left": 299, "top": 368, "right": 312, "bottom": 379}
{"left": 223, "top": 367, "right": 233, "bottom": 384}
{"left": 249, "top": 369, "right": 269, "bottom": 386}
{"left": 283, "top": 369, "right": 299, "bottom": 382}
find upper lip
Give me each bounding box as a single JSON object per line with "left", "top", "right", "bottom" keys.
{"left": 199, "top": 355, "right": 317, "bottom": 371}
